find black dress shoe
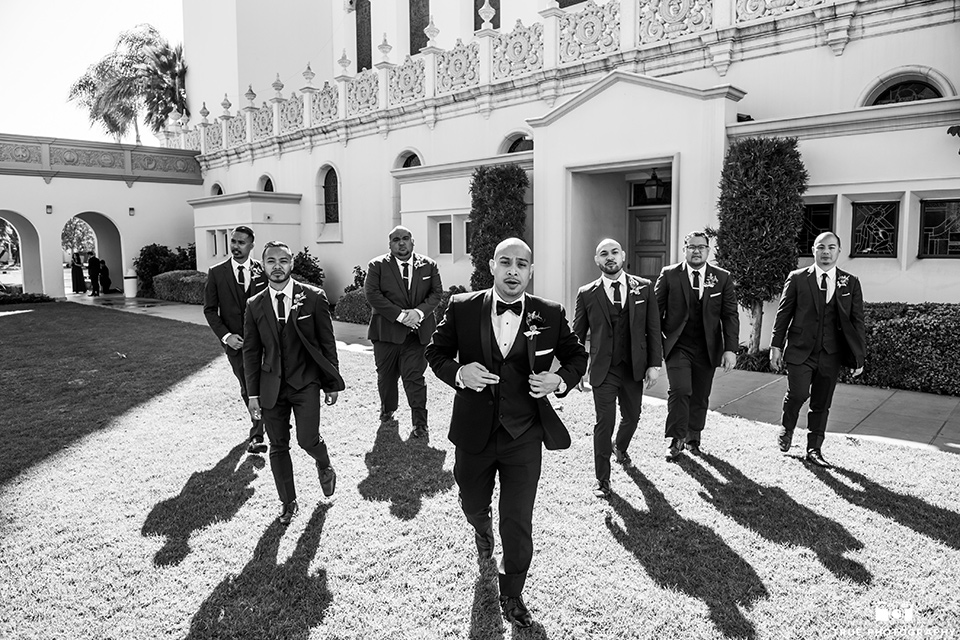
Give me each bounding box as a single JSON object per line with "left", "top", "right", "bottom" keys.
{"left": 246, "top": 438, "right": 268, "bottom": 455}
{"left": 778, "top": 428, "right": 794, "bottom": 453}
{"left": 412, "top": 424, "right": 428, "bottom": 439}
{"left": 593, "top": 479, "right": 611, "bottom": 498}
{"left": 317, "top": 464, "right": 337, "bottom": 497}
{"left": 805, "top": 450, "right": 832, "bottom": 468}
{"left": 379, "top": 411, "right": 395, "bottom": 422}
{"left": 475, "top": 528, "right": 494, "bottom": 561}
{"left": 613, "top": 448, "right": 632, "bottom": 467}
{"left": 499, "top": 595, "right": 534, "bottom": 628}
{"left": 278, "top": 500, "right": 298, "bottom": 525}
{"left": 685, "top": 441, "right": 701, "bottom": 455}
{"left": 666, "top": 439, "right": 685, "bottom": 461}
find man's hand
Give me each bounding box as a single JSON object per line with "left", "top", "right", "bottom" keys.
{"left": 324, "top": 391, "right": 339, "bottom": 405}
{"left": 769, "top": 347, "right": 783, "bottom": 372}
{"left": 399, "top": 310, "right": 421, "bottom": 329}
{"left": 644, "top": 367, "right": 660, "bottom": 389}
{"left": 461, "top": 362, "right": 500, "bottom": 391}
{"left": 529, "top": 372, "right": 561, "bottom": 398}
{"left": 851, "top": 367, "right": 863, "bottom": 377}
{"left": 248, "top": 398, "right": 261, "bottom": 421}
{"left": 225, "top": 334, "right": 243, "bottom": 350}
{"left": 721, "top": 350, "right": 737, "bottom": 373}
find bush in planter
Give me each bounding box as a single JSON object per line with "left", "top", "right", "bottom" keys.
{"left": 0, "top": 291, "right": 54, "bottom": 305}
{"left": 344, "top": 265, "right": 366, "bottom": 294}
{"left": 153, "top": 270, "right": 207, "bottom": 304}
{"left": 334, "top": 288, "right": 371, "bottom": 324}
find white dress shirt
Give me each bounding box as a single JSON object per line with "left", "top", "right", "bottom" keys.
{"left": 268, "top": 280, "right": 295, "bottom": 322}
{"left": 231, "top": 257, "right": 252, "bottom": 291}
{"left": 814, "top": 265, "right": 837, "bottom": 303}
{"left": 686, "top": 265, "right": 705, "bottom": 299}
{"left": 601, "top": 272, "right": 628, "bottom": 306}
{"left": 492, "top": 290, "right": 525, "bottom": 358}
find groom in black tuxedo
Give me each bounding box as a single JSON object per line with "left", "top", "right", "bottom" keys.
{"left": 425, "top": 238, "right": 587, "bottom": 629}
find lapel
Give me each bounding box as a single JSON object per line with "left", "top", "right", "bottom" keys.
{"left": 480, "top": 290, "right": 494, "bottom": 372}
{"left": 388, "top": 255, "right": 410, "bottom": 304}
{"left": 700, "top": 265, "right": 712, "bottom": 320}
{"left": 834, "top": 269, "right": 849, "bottom": 316}
{"left": 679, "top": 264, "right": 692, "bottom": 314}
{"left": 625, "top": 274, "right": 638, "bottom": 327}
{"left": 592, "top": 278, "right": 612, "bottom": 327}
{"left": 805, "top": 266, "right": 823, "bottom": 314}
{"left": 408, "top": 254, "right": 422, "bottom": 303}
{"left": 249, "top": 260, "right": 266, "bottom": 298}
{"left": 223, "top": 260, "right": 244, "bottom": 309}
{"left": 260, "top": 288, "right": 280, "bottom": 346}
{"left": 521, "top": 297, "right": 536, "bottom": 372}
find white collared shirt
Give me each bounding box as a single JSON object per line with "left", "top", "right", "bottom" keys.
{"left": 268, "top": 280, "right": 295, "bottom": 322}
{"left": 397, "top": 258, "right": 412, "bottom": 290}
{"left": 232, "top": 257, "right": 252, "bottom": 290}
{"left": 687, "top": 265, "right": 705, "bottom": 299}
{"left": 602, "top": 272, "right": 627, "bottom": 306}
{"left": 491, "top": 290, "right": 525, "bottom": 358}
{"left": 814, "top": 265, "right": 837, "bottom": 303}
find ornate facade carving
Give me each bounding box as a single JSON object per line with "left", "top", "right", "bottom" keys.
{"left": 280, "top": 93, "right": 304, "bottom": 134}
{"left": 313, "top": 82, "right": 339, "bottom": 125}
{"left": 640, "top": 0, "right": 713, "bottom": 44}
{"left": 0, "top": 143, "right": 41, "bottom": 164}
{"left": 493, "top": 20, "right": 544, "bottom": 81}
{"left": 204, "top": 123, "right": 223, "bottom": 153}
{"left": 50, "top": 147, "right": 123, "bottom": 169}
{"left": 184, "top": 129, "right": 202, "bottom": 152}
{"left": 436, "top": 40, "right": 480, "bottom": 95}
{"left": 559, "top": 0, "right": 620, "bottom": 64}
{"left": 388, "top": 57, "right": 426, "bottom": 106}
{"left": 737, "top": 0, "right": 824, "bottom": 22}
{"left": 347, "top": 69, "right": 379, "bottom": 116}
{"left": 131, "top": 153, "right": 200, "bottom": 174}
{"left": 252, "top": 103, "right": 274, "bottom": 141}
{"left": 227, "top": 116, "right": 247, "bottom": 147}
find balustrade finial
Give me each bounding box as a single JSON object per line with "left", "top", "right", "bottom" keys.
{"left": 244, "top": 85, "right": 256, "bottom": 106}
{"left": 378, "top": 33, "right": 393, "bottom": 62}
{"left": 479, "top": 0, "right": 496, "bottom": 30}
{"left": 338, "top": 49, "right": 352, "bottom": 71}
{"left": 303, "top": 63, "right": 316, "bottom": 85}
{"left": 424, "top": 15, "right": 439, "bottom": 47}
{"left": 199, "top": 102, "right": 210, "bottom": 122}
{"left": 272, "top": 74, "right": 284, "bottom": 96}
{"left": 221, "top": 94, "right": 232, "bottom": 116}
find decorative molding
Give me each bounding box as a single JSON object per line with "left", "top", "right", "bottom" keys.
{"left": 313, "top": 82, "right": 339, "bottom": 124}
{"left": 184, "top": 130, "right": 201, "bottom": 151}
{"left": 436, "top": 40, "right": 480, "bottom": 95}
{"left": 559, "top": 0, "right": 620, "bottom": 64}
{"left": 700, "top": 28, "right": 737, "bottom": 76}
{"left": 0, "top": 143, "right": 41, "bottom": 164}
{"left": 347, "top": 69, "right": 379, "bottom": 116}
{"left": 131, "top": 152, "right": 200, "bottom": 174}
{"left": 280, "top": 93, "right": 304, "bottom": 134}
{"left": 639, "top": 0, "right": 712, "bottom": 45}
{"left": 814, "top": 1, "right": 859, "bottom": 56}
{"left": 388, "top": 56, "right": 426, "bottom": 106}
{"left": 204, "top": 123, "right": 223, "bottom": 153}
{"left": 252, "top": 103, "right": 274, "bottom": 141}
{"left": 737, "top": 0, "right": 824, "bottom": 23}
{"left": 493, "top": 21, "right": 544, "bottom": 81}
{"left": 226, "top": 116, "right": 246, "bottom": 147}
{"left": 50, "top": 147, "right": 123, "bottom": 169}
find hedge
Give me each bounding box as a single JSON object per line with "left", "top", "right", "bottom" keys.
{"left": 153, "top": 270, "right": 207, "bottom": 304}
{"left": 334, "top": 288, "right": 371, "bottom": 324}
{"left": 0, "top": 292, "right": 54, "bottom": 305}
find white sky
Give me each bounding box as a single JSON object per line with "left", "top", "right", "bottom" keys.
{"left": 0, "top": 0, "right": 184, "bottom": 144}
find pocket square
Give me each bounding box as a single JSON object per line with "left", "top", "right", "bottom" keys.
{"left": 634, "top": 299, "right": 645, "bottom": 304}
{"left": 297, "top": 314, "right": 312, "bottom": 320}
{"left": 710, "top": 292, "right": 721, "bottom": 298}
{"left": 841, "top": 292, "right": 850, "bottom": 297}
{"left": 535, "top": 348, "right": 553, "bottom": 357}
{"left": 421, "top": 275, "right": 431, "bottom": 280}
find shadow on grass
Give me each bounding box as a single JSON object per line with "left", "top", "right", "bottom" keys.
{"left": 186, "top": 503, "right": 333, "bottom": 640}
{"left": 1, "top": 303, "right": 222, "bottom": 487}
{"left": 357, "top": 418, "right": 455, "bottom": 520}
{"left": 678, "top": 453, "right": 872, "bottom": 585}
{"left": 470, "top": 559, "right": 506, "bottom": 640}
{"left": 142, "top": 442, "right": 265, "bottom": 566}
{"left": 807, "top": 465, "right": 960, "bottom": 550}
{"left": 607, "top": 466, "right": 768, "bottom": 640}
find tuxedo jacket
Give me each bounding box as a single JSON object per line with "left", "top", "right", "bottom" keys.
{"left": 204, "top": 258, "right": 268, "bottom": 355}
{"left": 365, "top": 252, "right": 443, "bottom": 345}
{"left": 654, "top": 262, "right": 740, "bottom": 367}
{"left": 425, "top": 290, "right": 588, "bottom": 454}
{"left": 771, "top": 266, "right": 866, "bottom": 369}
{"left": 242, "top": 281, "right": 345, "bottom": 410}
{"left": 573, "top": 273, "right": 663, "bottom": 386}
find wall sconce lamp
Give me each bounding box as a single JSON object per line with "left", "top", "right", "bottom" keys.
{"left": 643, "top": 170, "right": 666, "bottom": 202}
{"left": 45, "top": 205, "right": 53, "bottom": 214}
{"left": 128, "top": 207, "right": 135, "bottom": 216}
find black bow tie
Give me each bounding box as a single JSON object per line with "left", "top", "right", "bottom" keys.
{"left": 496, "top": 300, "right": 522, "bottom": 316}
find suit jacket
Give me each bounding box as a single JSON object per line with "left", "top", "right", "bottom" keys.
{"left": 573, "top": 273, "right": 663, "bottom": 386}
{"left": 242, "top": 281, "right": 345, "bottom": 410}
{"left": 365, "top": 252, "right": 443, "bottom": 345}
{"left": 771, "top": 266, "right": 866, "bottom": 369}
{"left": 204, "top": 258, "right": 268, "bottom": 355}
{"left": 425, "top": 290, "right": 587, "bottom": 454}
{"left": 654, "top": 262, "right": 740, "bottom": 368}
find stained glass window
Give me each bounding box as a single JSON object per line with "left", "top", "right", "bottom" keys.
{"left": 798, "top": 203, "right": 834, "bottom": 256}
{"left": 402, "top": 154, "right": 421, "bottom": 168}
{"left": 872, "top": 81, "right": 941, "bottom": 106}
{"left": 852, "top": 202, "right": 898, "bottom": 257}
{"left": 920, "top": 200, "right": 960, "bottom": 258}
{"left": 507, "top": 137, "right": 533, "bottom": 153}
{"left": 323, "top": 169, "right": 339, "bottom": 224}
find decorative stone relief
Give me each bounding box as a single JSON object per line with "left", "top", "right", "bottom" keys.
{"left": 131, "top": 153, "right": 200, "bottom": 173}
{"left": 347, "top": 69, "right": 379, "bottom": 116}
{"left": 388, "top": 56, "right": 425, "bottom": 106}
{"left": 313, "top": 82, "right": 339, "bottom": 124}
{"left": 493, "top": 20, "right": 544, "bottom": 81}
{"left": 50, "top": 147, "right": 124, "bottom": 169}
{"left": 280, "top": 93, "right": 304, "bottom": 133}
{"left": 436, "top": 40, "right": 480, "bottom": 95}
{"left": 227, "top": 115, "right": 247, "bottom": 147}
{"left": 559, "top": 0, "right": 620, "bottom": 64}
{"left": 205, "top": 123, "right": 223, "bottom": 153}
{"left": 0, "top": 143, "right": 41, "bottom": 164}
{"left": 184, "top": 130, "right": 202, "bottom": 151}
{"left": 639, "top": 0, "right": 712, "bottom": 44}
{"left": 252, "top": 103, "right": 274, "bottom": 141}
{"left": 737, "top": 0, "right": 824, "bottom": 23}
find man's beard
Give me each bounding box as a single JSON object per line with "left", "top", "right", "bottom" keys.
{"left": 600, "top": 262, "right": 621, "bottom": 275}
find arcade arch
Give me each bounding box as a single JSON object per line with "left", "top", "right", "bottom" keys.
{"left": 0, "top": 211, "right": 41, "bottom": 294}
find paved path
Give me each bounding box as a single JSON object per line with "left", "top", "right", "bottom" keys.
{"left": 65, "top": 291, "right": 959, "bottom": 455}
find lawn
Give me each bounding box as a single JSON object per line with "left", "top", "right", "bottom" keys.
{"left": 1, "top": 302, "right": 958, "bottom": 640}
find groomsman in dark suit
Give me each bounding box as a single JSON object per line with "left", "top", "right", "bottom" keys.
{"left": 365, "top": 226, "right": 443, "bottom": 438}
{"left": 655, "top": 231, "right": 740, "bottom": 460}
{"left": 87, "top": 252, "right": 101, "bottom": 297}
{"left": 574, "top": 238, "right": 662, "bottom": 498}
{"left": 244, "top": 241, "right": 345, "bottom": 525}
{"left": 770, "top": 231, "right": 866, "bottom": 468}
{"left": 425, "top": 238, "right": 587, "bottom": 629}
{"left": 204, "top": 226, "right": 269, "bottom": 454}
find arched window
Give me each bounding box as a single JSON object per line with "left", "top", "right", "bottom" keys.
{"left": 323, "top": 169, "right": 339, "bottom": 224}
{"left": 211, "top": 183, "right": 223, "bottom": 196}
{"left": 871, "top": 81, "right": 942, "bottom": 106}
{"left": 507, "top": 136, "right": 533, "bottom": 153}
{"left": 402, "top": 153, "right": 422, "bottom": 168}
{"left": 258, "top": 175, "right": 274, "bottom": 192}
{"left": 858, "top": 66, "right": 954, "bottom": 108}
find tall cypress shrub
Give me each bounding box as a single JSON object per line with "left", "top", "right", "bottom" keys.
{"left": 468, "top": 164, "right": 529, "bottom": 291}
{"left": 716, "top": 137, "right": 809, "bottom": 353}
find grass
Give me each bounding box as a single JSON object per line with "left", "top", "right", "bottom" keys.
{"left": 1, "top": 302, "right": 959, "bottom": 639}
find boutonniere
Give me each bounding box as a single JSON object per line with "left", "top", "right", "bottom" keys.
{"left": 628, "top": 277, "right": 644, "bottom": 297}
{"left": 837, "top": 274, "right": 849, "bottom": 289}
{"left": 524, "top": 310, "right": 548, "bottom": 339}
{"left": 290, "top": 291, "right": 307, "bottom": 312}
{"left": 703, "top": 273, "right": 719, "bottom": 289}
{"left": 249, "top": 264, "right": 263, "bottom": 280}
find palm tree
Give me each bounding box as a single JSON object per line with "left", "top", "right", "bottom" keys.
{"left": 68, "top": 24, "right": 189, "bottom": 144}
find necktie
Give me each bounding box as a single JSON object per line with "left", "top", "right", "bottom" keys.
{"left": 692, "top": 270, "right": 701, "bottom": 299}
{"left": 821, "top": 273, "right": 828, "bottom": 301}
{"left": 276, "top": 292, "right": 286, "bottom": 327}
{"left": 611, "top": 281, "right": 622, "bottom": 308}
{"left": 237, "top": 265, "right": 245, "bottom": 286}
{"left": 496, "top": 300, "right": 522, "bottom": 316}
{"left": 402, "top": 262, "right": 410, "bottom": 289}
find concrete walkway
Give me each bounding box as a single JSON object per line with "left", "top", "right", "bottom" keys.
{"left": 65, "top": 291, "right": 959, "bottom": 455}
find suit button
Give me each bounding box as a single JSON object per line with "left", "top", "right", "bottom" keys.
{"left": 488, "top": 401, "right": 493, "bottom": 406}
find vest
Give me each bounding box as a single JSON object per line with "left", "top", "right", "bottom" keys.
{"left": 604, "top": 292, "right": 631, "bottom": 368}
{"left": 815, "top": 292, "right": 841, "bottom": 355}
{"left": 279, "top": 319, "right": 321, "bottom": 391}
{"left": 676, "top": 276, "right": 708, "bottom": 357}
{"left": 490, "top": 324, "right": 539, "bottom": 440}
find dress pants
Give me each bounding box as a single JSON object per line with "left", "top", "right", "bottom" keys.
{"left": 262, "top": 381, "right": 330, "bottom": 504}
{"left": 592, "top": 361, "right": 643, "bottom": 482}
{"left": 781, "top": 350, "right": 841, "bottom": 452}
{"left": 373, "top": 332, "right": 428, "bottom": 426}
{"left": 225, "top": 349, "right": 264, "bottom": 441}
{"left": 454, "top": 424, "right": 543, "bottom": 598}
{"left": 664, "top": 349, "right": 715, "bottom": 443}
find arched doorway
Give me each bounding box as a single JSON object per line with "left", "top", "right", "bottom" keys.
{"left": 74, "top": 212, "right": 123, "bottom": 295}
{"left": 0, "top": 210, "right": 41, "bottom": 294}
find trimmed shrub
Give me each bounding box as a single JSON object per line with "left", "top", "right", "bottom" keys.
{"left": 153, "top": 270, "right": 207, "bottom": 304}
{"left": 334, "top": 288, "right": 371, "bottom": 324}
{"left": 434, "top": 284, "right": 468, "bottom": 324}
{"left": 0, "top": 292, "right": 54, "bottom": 305}
{"left": 468, "top": 164, "right": 529, "bottom": 291}
{"left": 134, "top": 243, "right": 197, "bottom": 297}
{"left": 292, "top": 247, "right": 325, "bottom": 287}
